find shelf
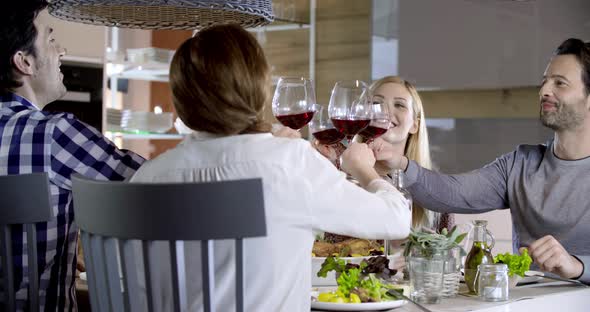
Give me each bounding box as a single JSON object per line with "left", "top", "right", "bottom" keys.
{"left": 107, "top": 60, "right": 282, "bottom": 84}
{"left": 106, "top": 131, "right": 184, "bottom": 140}
{"left": 106, "top": 61, "right": 169, "bottom": 82}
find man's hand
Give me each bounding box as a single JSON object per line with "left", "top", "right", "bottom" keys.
{"left": 526, "top": 235, "right": 584, "bottom": 279}
{"left": 368, "top": 137, "right": 407, "bottom": 171}
{"left": 271, "top": 125, "right": 301, "bottom": 139}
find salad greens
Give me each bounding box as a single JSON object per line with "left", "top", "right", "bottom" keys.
{"left": 316, "top": 256, "right": 405, "bottom": 303}
{"left": 316, "top": 256, "right": 347, "bottom": 278}
{"left": 494, "top": 249, "right": 533, "bottom": 277}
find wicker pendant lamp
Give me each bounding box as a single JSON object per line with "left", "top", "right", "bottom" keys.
{"left": 48, "top": 0, "right": 274, "bottom": 30}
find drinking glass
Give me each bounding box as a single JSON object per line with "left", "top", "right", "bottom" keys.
{"left": 408, "top": 256, "right": 445, "bottom": 304}
{"left": 310, "top": 105, "right": 345, "bottom": 168}
{"left": 328, "top": 80, "right": 372, "bottom": 144}
{"left": 272, "top": 77, "right": 316, "bottom": 130}
{"left": 358, "top": 94, "right": 391, "bottom": 143}
{"left": 309, "top": 105, "right": 345, "bottom": 145}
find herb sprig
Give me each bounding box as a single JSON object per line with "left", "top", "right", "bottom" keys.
{"left": 402, "top": 226, "right": 467, "bottom": 258}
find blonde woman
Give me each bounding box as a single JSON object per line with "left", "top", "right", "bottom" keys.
{"left": 364, "top": 76, "right": 452, "bottom": 231}
{"left": 318, "top": 76, "right": 453, "bottom": 232}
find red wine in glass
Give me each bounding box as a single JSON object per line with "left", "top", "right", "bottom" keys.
{"left": 275, "top": 111, "right": 315, "bottom": 130}
{"left": 360, "top": 125, "right": 388, "bottom": 140}
{"left": 331, "top": 117, "right": 371, "bottom": 139}
{"left": 312, "top": 128, "right": 345, "bottom": 145}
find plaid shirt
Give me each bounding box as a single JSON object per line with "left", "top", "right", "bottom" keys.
{"left": 0, "top": 93, "right": 144, "bottom": 311}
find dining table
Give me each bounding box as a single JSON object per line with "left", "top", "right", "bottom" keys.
{"left": 311, "top": 279, "right": 590, "bottom": 312}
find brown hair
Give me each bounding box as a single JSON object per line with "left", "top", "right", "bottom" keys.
{"left": 554, "top": 38, "right": 590, "bottom": 95}
{"left": 169, "top": 24, "right": 271, "bottom": 135}
{"left": 0, "top": 1, "right": 48, "bottom": 93}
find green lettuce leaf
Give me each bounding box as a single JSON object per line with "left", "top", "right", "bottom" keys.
{"left": 494, "top": 249, "right": 533, "bottom": 277}
{"left": 337, "top": 267, "right": 361, "bottom": 297}
{"left": 317, "top": 256, "right": 347, "bottom": 278}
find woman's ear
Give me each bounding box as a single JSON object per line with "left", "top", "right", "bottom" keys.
{"left": 409, "top": 116, "right": 419, "bottom": 135}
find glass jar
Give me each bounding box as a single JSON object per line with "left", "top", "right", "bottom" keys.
{"left": 408, "top": 256, "right": 445, "bottom": 304}
{"left": 477, "top": 264, "right": 509, "bottom": 302}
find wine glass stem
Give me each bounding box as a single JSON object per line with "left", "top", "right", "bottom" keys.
{"left": 333, "top": 144, "right": 342, "bottom": 170}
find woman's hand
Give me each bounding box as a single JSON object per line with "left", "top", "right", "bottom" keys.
{"left": 340, "top": 142, "right": 380, "bottom": 187}
{"left": 369, "top": 137, "right": 408, "bottom": 171}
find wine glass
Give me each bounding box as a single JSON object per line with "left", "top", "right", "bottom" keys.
{"left": 309, "top": 105, "right": 345, "bottom": 145}
{"left": 309, "top": 105, "right": 346, "bottom": 168}
{"left": 358, "top": 95, "right": 391, "bottom": 143}
{"left": 328, "top": 80, "right": 372, "bottom": 144}
{"left": 272, "top": 77, "right": 316, "bottom": 130}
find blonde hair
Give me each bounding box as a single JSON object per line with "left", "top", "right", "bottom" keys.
{"left": 368, "top": 76, "right": 438, "bottom": 229}
{"left": 170, "top": 24, "right": 271, "bottom": 135}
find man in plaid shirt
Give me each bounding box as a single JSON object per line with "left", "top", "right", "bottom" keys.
{"left": 0, "top": 2, "right": 145, "bottom": 311}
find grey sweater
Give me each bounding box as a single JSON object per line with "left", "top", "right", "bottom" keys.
{"left": 404, "top": 140, "right": 590, "bottom": 283}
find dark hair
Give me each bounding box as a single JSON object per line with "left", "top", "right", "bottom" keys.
{"left": 170, "top": 24, "right": 271, "bottom": 135}
{"left": 0, "top": 1, "right": 48, "bottom": 93}
{"left": 554, "top": 38, "right": 590, "bottom": 95}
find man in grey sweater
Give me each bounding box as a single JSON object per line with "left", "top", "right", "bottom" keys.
{"left": 370, "top": 38, "right": 590, "bottom": 284}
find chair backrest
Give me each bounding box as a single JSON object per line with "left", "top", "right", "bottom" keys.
{"left": 71, "top": 175, "right": 266, "bottom": 312}
{"left": 0, "top": 173, "right": 53, "bottom": 312}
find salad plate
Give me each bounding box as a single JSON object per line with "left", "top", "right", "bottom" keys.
{"left": 310, "top": 300, "right": 407, "bottom": 311}
{"left": 311, "top": 287, "right": 407, "bottom": 311}
{"left": 460, "top": 270, "right": 543, "bottom": 286}
{"left": 518, "top": 271, "right": 543, "bottom": 285}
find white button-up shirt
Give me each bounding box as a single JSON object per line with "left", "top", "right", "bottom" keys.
{"left": 130, "top": 132, "right": 411, "bottom": 312}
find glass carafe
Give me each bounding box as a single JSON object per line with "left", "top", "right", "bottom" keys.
{"left": 464, "top": 220, "right": 495, "bottom": 294}
{"left": 390, "top": 169, "right": 412, "bottom": 280}
{"left": 391, "top": 169, "right": 413, "bottom": 205}
{"left": 389, "top": 169, "right": 412, "bottom": 257}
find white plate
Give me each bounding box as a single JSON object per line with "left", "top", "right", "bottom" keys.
{"left": 311, "top": 287, "right": 407, "bottom": 311}
{"left": 310, "top": 300, "right": 407, "bottom": 311}
{"left": 519, "top": 271, "right": 543, "bottom": 285}
{"left": 460, "top": 270, "right": 543, "bottom": 286}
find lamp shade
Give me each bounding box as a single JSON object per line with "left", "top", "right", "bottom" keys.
{"left": 48, "top": 0, "right": 274, "bottom": 30}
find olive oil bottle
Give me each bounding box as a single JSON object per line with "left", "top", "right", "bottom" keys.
{"left": 464, "top": 220, "right": 495, "bottom": 294}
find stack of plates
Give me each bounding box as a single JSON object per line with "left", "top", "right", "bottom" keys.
{"left": 122, "top": 111, "right": 174, "bottom": 134}
{"left": 106, "top": 108, "right": 131, "bottom": 132}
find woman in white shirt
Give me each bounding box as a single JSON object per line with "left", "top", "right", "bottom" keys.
{"left": 130, "top": 24, "right": 411, "bottom": 312}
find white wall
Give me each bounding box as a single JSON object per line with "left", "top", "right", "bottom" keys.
{"left": 38, "top": 10, "right": 105, "bottom": 60}
{"left": 398, "top": 0, "right": 590, "bottom": 90}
